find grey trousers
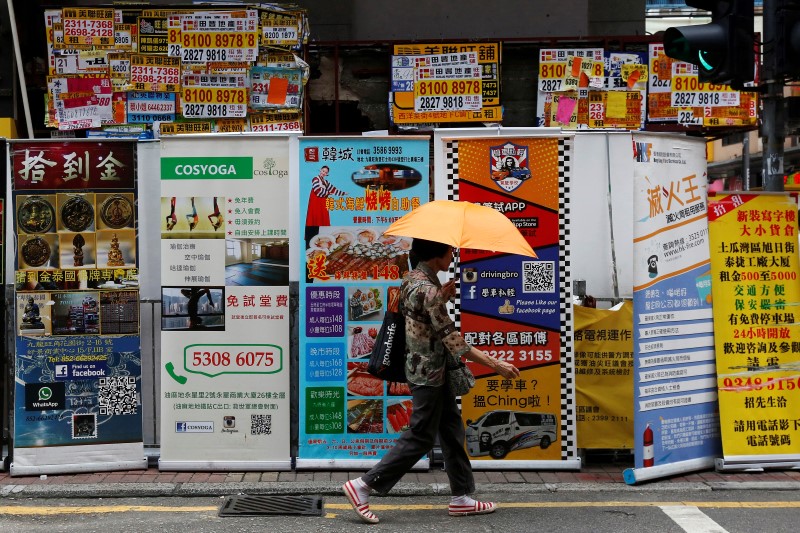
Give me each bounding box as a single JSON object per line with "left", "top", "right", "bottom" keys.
{"left": 362, "top": 382, "right": 475, "bottom": 496}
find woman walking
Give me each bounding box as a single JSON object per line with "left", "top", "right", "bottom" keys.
{"left": 343, "top": 238, "right": 520, "bottom": 524}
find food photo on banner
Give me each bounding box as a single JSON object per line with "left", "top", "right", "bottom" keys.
{"left": 297, "top": 136, "right": 430, "bottom": 468}
{"left": 158, "top": 136, "right": 291, "bottom": 471}
{"left": 9, "top": 140, "right": 145, "bottom": 476}
{"left": 438, "top": 134, "right": 580, "bottom": 468}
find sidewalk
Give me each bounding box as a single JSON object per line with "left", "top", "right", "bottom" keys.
{"left": 4, "top": 462, "right": 800, "bottom": 499}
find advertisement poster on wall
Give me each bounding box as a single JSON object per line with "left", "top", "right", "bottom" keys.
{"left": 10, "top": 140, "right": 146, "bottom": 475}
{"left": 574, "top": 302, "right": 634, "bottom": 450}
{"left": 158, "top": 136, "right": 291, "bottom": 470}
{"left": 625, "top": 134, "right": 720, "bottom": 485}
{"left": 441, "top": 135, "right": 579, "bottom": 469}
{"left": 707, "top": 193, "right": 800, "bottom": 468}
{"left": 297, "top": 136, "right": 429, "bottom": 468}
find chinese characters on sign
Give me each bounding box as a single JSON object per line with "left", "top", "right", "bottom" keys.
{"left": 708, "top": 193, "right": 800, "bottom": 460}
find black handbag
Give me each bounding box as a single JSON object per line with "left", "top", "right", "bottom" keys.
{"left": 367, "top": 307, "right": 408, "bottom": 383}
{"left": 447, "top": 355, "right": 475, "bottom": 396}
{"left": 367, "top": 285, "right": 407, "bottom": 382}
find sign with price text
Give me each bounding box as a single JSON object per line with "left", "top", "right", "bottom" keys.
{"left": 296, "top": 136, "right": 430, "bottom": 468}
{"left": 708, "top": 193, "right": 800, "bottom": 462}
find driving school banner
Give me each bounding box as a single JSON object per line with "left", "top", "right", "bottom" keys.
{"left": 625, "top": 133, "right": 720, "bottom": 485}
{"left": 10, "top": 140, "right": 146, "bottom": 475}
{"left": 442, "top": 135, "right": 579, "bottom": 469}
{"left": 159, "top": 136, "right": 291, "bottom": 470}
{"left": 297, "top": 136, "right": 429, "bottom": 469}
{"left": 707, "top": 193, "right": 800, "bottom": 468}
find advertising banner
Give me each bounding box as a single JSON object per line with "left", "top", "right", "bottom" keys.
{"left": 10, "top": 140, "right": 146, "bottom": 475}
{"left": 391, "top": 43, "right": 501, "bottom": 124}
{"left": 707, "top": 193, "right": 800, "bottom": 467}
{"left": 647, "top": 44, "right": 756, "bottom": 127}
{"left": 574, "top": 302, "right": 634, "bottom": 449}
{"left": 441, "top": 135, "right": 579, "bottom": 469}
{"left": 297, "top": 136, "right": 429, "bottom": 468}
{"left": 625, "top": 134, "right": 720, "bottom": 484}
{"left": 159, "top": 136, "right": 291, "bottom": 470}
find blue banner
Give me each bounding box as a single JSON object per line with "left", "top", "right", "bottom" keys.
{"left": 297, "top": 137, "right": 429, "bottom": 465}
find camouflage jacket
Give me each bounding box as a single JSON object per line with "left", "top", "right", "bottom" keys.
{"left": 402, "top": 263, "right": 470, "bottom": 387}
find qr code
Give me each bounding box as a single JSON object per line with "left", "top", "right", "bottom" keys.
{"left": 522, "top": 261, "right": 555, "bottom": 293}
{"left": 98, "top": 376, "right": 138, "bottom": 415}
{"left": 251, "top": 414, "right": 272, "bottom": 435}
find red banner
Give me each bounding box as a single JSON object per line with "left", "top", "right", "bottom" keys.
{"left": 12, "top": 142, "right": 136, "bottom": 190}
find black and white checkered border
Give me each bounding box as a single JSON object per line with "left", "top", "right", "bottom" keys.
{"left": 558, "top": 136, "right": 577, "bottom": 461}
{"left": 445, "top": 140, "right": 461, "bottom": 327}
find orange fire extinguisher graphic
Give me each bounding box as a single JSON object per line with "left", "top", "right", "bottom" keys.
{"left": 643, "top": 423, "right": 654, "bottom": 467}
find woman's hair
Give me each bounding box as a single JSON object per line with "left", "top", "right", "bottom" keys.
{"left": 409, "top": 238, "right": 451, "bottom": 268}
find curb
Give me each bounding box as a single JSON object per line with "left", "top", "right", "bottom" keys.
{"left": 5, "top": 480, "right": 799, "bottom": 499}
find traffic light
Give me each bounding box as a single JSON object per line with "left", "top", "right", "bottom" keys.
{"left": 775, "top": 0, "right": 800, "bottom": 78}
{"left": 663, "top": 1, "right": 754, "bottom": 89}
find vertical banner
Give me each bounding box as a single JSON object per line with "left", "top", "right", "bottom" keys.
{"left": 297, "top": 136, "right": 429, "bottom": 468}
{"left": 574, "top": 302, "right": 634, "bottom": 449}
{"left": 442, "top": 135, "right": 579, "bottom": 469}
{"left": 10, "top": 140, "right": 146, "bottom": 475}
{"left": 624, "top": 134, "right": 720, "bottom": 484}
{"left": 159, "top": 136, "right": 291, "bottom": 470}
{"left": 707, "top": 193, "right": 800, "bottom": 468}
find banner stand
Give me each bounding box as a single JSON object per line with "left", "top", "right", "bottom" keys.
{"left": 623, "top": 457, "right": 715, "bottom": 485}
{"left": 715, "top": 457, "right": 800, "bottom": 473}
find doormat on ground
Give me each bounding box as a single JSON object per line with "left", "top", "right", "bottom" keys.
{"left": 218, "top": 494, "right": 324, "bottom": 517}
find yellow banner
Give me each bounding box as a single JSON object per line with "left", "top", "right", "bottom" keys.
{"left": 708, "top": 193, "right": 800, "bottom": 458}
{"left": 392, "top": 42, "right": 501, "bottom": 124}
{"left": 574, "top": 302, "right": 634, "bottom": 449}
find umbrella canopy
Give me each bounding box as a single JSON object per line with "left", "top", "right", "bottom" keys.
{"left": 383, "top": 200, "right": 537, "bottom": 258}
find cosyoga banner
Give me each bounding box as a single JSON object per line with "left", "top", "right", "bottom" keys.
{"left": 441, "top": 135, "right": 580, "bottom": 469}
{"left": 10, "top": 140, "right": 146, "bottom": 475}
{"left": 707, "top": 192, "right": 800, "bottom": 469}
{"left": 574, "top": 302, "right": 634, "bottom": 450}
{"left": 159, "top": 136, "right": 291, "bottom": 470}
{"left": 297, "top": 136, "right": 430, "bottom": 469}
{"left": 624, "top": 133, "right": 721, "bottom": 485}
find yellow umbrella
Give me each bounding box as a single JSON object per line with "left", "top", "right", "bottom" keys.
{"left": 383, "top": 200, "right": 537, "bottom": 258}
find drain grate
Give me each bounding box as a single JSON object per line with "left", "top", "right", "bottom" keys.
{"left": 218, "top": 494, "right": 324, "bottom": 517}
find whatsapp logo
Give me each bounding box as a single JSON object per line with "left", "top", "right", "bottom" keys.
{"left": 38, "top": 387, "right": 53, "bottom": 401}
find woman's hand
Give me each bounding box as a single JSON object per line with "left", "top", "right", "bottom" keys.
{"left": 440, "top": 279, "right": 456, "bottom": 301}
{"left": 465, "top": 346, "right": 521, "bottom": 379}
{"left": 494, "top": 358, "right": 520, "bottom": 380}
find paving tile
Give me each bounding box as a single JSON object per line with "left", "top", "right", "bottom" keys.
{"left": 188, "top": 473, "right": 211, "bottom": 483}
{"left": 260, "top": 472, "right": 279, "bottom": 482}
{"left": 172, "top": 473, "right": 193, "bottom": 482}
{"left": 502, "top": 471, "right": 526, "bottom": 483}
{"left": 242, "top": 472, "right": 261, "bottom": 482}
{"left": 313, "top": 471, "right": 331, "bottom": 481}
{"left": 519, "top": 471, "right": 544, "bottom": 483}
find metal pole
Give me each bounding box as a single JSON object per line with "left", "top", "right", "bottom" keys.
{"left": 742, "top": 133, "right": 750, "bottom": 190}
{"left": 762, "top": 0, "right": 786, "bottom": 191}
{"left": 5, "top": 0, "right": 33, "bottom": 138}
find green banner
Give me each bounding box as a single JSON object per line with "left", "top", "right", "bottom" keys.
{"left": 161, "top": 157, "right": 253, "bottom": 180}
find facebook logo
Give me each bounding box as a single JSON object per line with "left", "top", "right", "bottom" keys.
{"left": 176, "top": 422, "right": 187, "bottom": 432}
{"left": 463, "top": 285, "right": 478, "bottom": 300}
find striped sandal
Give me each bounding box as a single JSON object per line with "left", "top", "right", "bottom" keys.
{"left": 448, "top": 499, "right": 497, "bottom": 516}
{"left": 343, "top": 480, "right": 379, "bottom": 524}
